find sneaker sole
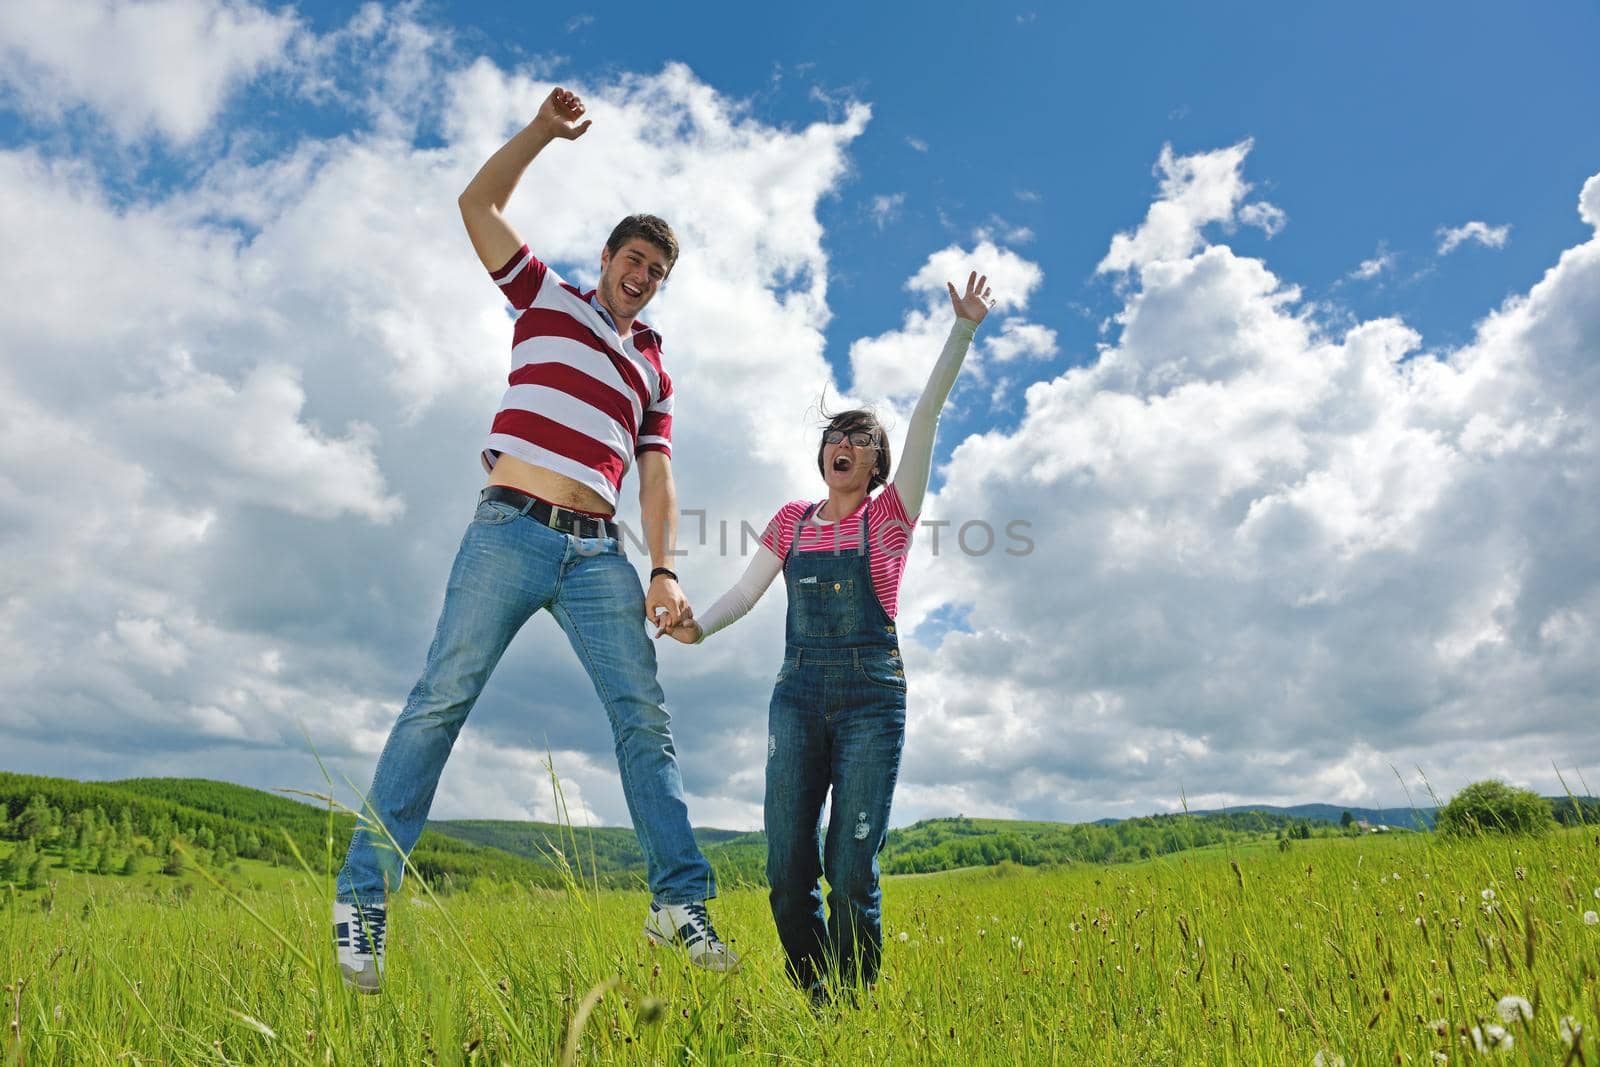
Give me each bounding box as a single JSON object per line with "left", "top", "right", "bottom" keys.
{"left": 339, "top": 965, "right": 382, "bottom": 995}
{"left": 642, "top": 929, "right": 740, "bottom": 972}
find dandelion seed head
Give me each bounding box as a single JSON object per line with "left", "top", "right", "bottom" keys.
{"left": 1494, "top": 995, "right": 1532, "bottom": 1024}
{"left": 1465, "top": 1024, "right": 1513, "bottom": 1052}
{"left": 1558, "top": 1016, "right": 1578, "bottom": 1043}
{"left": 896, "top": 931, "right": 909, "bottom": 942}
{"left": 1583, "top": 910, "right": 1599, "bottom": 926}
{"left": 1010, "top": 936, "right": 1023, "bottom": 949}
{"left": 1481, "top": 888, "right": 1496, "bottom": 901}
{"left": 1313, "top": 1050, "right": 1345, "bottom": 1067}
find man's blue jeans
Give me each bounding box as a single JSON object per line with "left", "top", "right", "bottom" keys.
{"left": 336, "top": 495, "right": 715, "bottom": 906}
{"left": 764, "top": 648, "right": 906, "bottom": 990}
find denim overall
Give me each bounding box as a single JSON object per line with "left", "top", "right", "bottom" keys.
{"left": 764, "top": 498, "right": 907, "bottom": 991}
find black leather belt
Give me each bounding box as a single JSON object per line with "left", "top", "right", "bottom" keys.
{"left": 480, "top": 486, "right": 619, "bottom": 539}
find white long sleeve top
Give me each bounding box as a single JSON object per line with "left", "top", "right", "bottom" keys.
{"left": 693, "top": 317, "right": 978, "bottom": 640}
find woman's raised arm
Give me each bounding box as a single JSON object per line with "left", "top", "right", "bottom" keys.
{"left": 891, "top": 271, "right": 992, "bottom": 517}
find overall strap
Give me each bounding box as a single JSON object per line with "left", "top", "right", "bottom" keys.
{"left": 785, "top": 502, "right": 822, "bottom": 565}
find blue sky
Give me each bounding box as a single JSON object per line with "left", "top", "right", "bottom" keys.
{"left": 2, "top": 1, "right": 1598, "bottom": 829}
{"left": 476, "top": 1, "right": 1600, "bottom": 353}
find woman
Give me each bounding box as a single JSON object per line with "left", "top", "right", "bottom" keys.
{"left": 660, "top": 271, "right": 993, "bottom": 995}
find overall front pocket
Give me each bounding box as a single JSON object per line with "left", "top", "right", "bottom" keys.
{"left": 856, "top": 653, "right": 907, "bottom": 693}
{"left": 794, "top": 578, "right": 858, "bottom": 637}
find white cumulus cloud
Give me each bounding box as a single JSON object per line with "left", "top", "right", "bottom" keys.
{"left": 1097, "top": 140, "right": 1275, "bottom": 273}
{"left": 1437, "top": 220, "right": 1511, "bottom": 255}
{"left": 0, "top": 21, "right": 873, "bottom": 824}
{"left": 886, "top": 143, "right": 1600, "bottom": 822}
{"left": 1349, "top": 244, "right": 1396, "bottom": 281}
{"left": 0, "top": 0, "right": 300, "bottom": 144}
{"left": 849, "top": 239, "right": 1047, "bottom": 401}
{"left": 4, "top": 13, "right": 1598, "bottom": 831}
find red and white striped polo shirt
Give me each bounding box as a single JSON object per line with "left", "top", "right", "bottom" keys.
{"left": 481, "top": 245, "right": 673, "bottom": 509}
{"left": 760, "top": 485, "right": 919, "bottom": 618}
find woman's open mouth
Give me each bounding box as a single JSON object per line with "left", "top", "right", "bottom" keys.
{"left": 832, "top": 455, "right": 853, "bottom": 473}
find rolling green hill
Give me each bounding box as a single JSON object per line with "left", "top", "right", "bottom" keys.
{"left": 421, "top": 808, "right": 1339, "bottom": 880}
{"left": 425, "top": 819, "right": 769, "bottom": 887}
{"left": 0, "top": 771, "right": 557, "bottom": 891}
{"left": 16, "top": 771, "right": 1585, "bottom": 896}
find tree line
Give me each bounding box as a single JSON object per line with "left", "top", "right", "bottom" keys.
{"left": 877, "top": 811, "right": 1339, "bottom": 874}
{"left": 0, "top": 772, "right": 553, "bottom": 892}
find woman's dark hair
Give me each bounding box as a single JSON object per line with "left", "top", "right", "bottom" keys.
{"left": 816, "top": 406, "right": 891, "bottom": 491}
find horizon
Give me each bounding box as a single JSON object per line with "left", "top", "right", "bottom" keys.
{"left": 15, "top": 767, "right": 1595, "bottom": 834}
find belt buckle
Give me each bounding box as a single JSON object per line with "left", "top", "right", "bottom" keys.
{"left": 551, "top": 505, "right": 595, "bottom": 538}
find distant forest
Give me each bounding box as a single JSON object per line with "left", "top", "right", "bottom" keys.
{"left": 3, "top": 772, "right": 1595, "bottom": 894}
{"left": 0, "top": 772, "right": 553, "bottom": 891}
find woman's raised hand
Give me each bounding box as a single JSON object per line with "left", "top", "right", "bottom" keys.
{"left": 946, "top": 271, "right": 994, "bottom": 324}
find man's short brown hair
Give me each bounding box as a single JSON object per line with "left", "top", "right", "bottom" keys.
{"left": 606, "top": 214, "right": 679, "bottom": 274}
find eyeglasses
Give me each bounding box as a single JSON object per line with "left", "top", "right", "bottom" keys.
{"left": 823, "top": 429, "right": 879, "bottom": 448}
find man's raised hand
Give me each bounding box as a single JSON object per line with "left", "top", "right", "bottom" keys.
{"left": 946, "top": 271, "right": 994, "bottom": 324}
{"left": 537, "top": 87, "right": 592, "bottom": 140}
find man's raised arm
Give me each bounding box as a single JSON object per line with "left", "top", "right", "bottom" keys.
{"left": 458, "top": 87, "right": 592, "bottom": 271}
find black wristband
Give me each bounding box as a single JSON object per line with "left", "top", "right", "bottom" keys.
{"left": 649, "top": 567, "right": 678, "bottom": 583}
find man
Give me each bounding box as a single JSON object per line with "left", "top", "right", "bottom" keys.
{"left": 332, "top": 86, "right": 736, "bottom": 993}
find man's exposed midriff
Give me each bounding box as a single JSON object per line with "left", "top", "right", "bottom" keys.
{"left": 487, "top": 453, "right": 615, "bottom": 516}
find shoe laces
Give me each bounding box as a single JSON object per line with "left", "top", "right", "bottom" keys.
{"left": 352, "top": 904, "right": 386, "bottom": 955}
{"left": 682, "top": 902, "right": 724, "bottom": 946}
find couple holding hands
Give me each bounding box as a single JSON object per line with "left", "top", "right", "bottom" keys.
{"left": 333, "top": 88, "right": 993, "bottom": 1000}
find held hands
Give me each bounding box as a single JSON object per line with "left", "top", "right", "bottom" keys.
{"left": 645, "top": 574, "right": 691, "bottom": 633}
{"left": 947, "top": 271, "right": 994, "bottom": 325}
{"left": 655, "top": 618, "right": 704, "bottom": 645}
{"left": 535, "top": 87, "right": 592, "bottom": 141}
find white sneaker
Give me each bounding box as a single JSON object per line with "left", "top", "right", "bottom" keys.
{"left": 643, "top": 900, "right": 740, "bottom": 972}
{"left": 333, "top": 900, "right": 386, "bottom": 993}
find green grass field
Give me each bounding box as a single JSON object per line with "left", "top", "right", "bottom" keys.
{"left": 4, "top": 828, "right": 1597, "bottom": 1064}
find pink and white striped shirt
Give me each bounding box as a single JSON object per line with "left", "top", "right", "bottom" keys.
{"left": 760, "top": 484, "right": 918, "bottom": 618}
{"left": 482, "top": 245, "right": 673, "bottom": 509}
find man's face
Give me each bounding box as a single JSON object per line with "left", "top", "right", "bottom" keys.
{"left": 597, "top": 238, "right": 670, "bottom": 322}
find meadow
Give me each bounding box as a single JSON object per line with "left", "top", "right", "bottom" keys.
{"left": 4, "top": 824, "right": 1598, "bottom": 1064}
